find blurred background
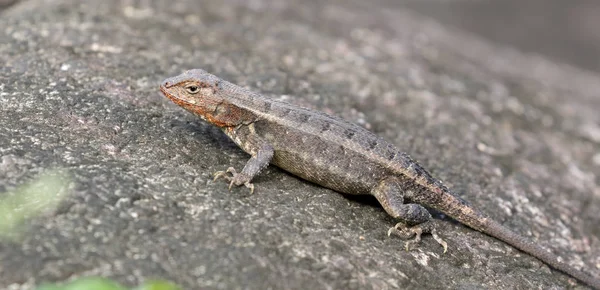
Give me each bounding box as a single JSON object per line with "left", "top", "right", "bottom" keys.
{"left": 397, "top": 0, "right": 600, "bottom": 74}
{"left": 3, "top": 0, "right": 599, "bottom": 74}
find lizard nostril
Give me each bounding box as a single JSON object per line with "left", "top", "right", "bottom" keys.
{"left": 162, "top": 81, "right": 171, "bottom": 87}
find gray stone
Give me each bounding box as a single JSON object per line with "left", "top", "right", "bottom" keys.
{"left": 1, "top": 0, "right": 599, "bottom": 289}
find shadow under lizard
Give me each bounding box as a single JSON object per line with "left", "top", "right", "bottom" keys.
{"left": 160, "top": 69, "right": 600, "bottom": 289}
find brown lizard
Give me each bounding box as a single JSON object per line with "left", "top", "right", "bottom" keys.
{"left": 160, "top": 69, "right": 600, "bottom": 289}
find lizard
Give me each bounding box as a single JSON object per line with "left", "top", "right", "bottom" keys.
{"left": 159, "top": 69, "right": 600, "bottom": 289}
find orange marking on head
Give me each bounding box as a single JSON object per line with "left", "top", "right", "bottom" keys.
{"left": 160, "top": 84, "right": 257, "bottom": 128}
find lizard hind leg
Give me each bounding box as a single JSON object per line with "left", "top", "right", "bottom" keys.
{"left": 372, "top": 177, "right": 448, "bottom": 253}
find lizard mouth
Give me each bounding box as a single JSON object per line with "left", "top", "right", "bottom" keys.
{"left": 159, "top": 85, "right": 171, "bottom": 98}
{"left": 159, "top": 85, "right": 182, "bottom": 103}
{"left": 159, "top": 85, "right": 200, "bottom": 109}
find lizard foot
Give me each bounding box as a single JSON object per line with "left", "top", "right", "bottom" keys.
{"left": 213, "top": 167, "right": 255, "bottom": 194}
{"left": 387, "top": 221, "right": 448, "bottom": 253}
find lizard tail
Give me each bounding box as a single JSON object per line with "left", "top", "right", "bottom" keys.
{"left": 428, "top": 189, "right": 600, "bottom": 288}
{"left": 480, "top": 219, "right": 600, "bottom": 289}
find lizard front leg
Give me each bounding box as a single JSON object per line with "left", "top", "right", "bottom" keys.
{"left": 214, "top": 135, "right": 274, "bottom": 194}
{"left": 372, "top": 177, "right": 447, "bottom": 252}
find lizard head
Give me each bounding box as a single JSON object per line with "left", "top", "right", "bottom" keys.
{"left": 160, "top": 69, "right": 221, "bottom": 106}
{"left": 160, "top": 69, "right": 225, "bottom": 123}
{"left": 160, "top": 69, "right": 257, "bottom": 127}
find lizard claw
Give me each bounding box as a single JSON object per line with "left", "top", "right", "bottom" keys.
{"left": 392, "top": 222, "right": 423, "bottom": 251}
{"left": 432, "top": 229, "right": 448, "bottom": 254}
{"left": 246, "top": 183, "right": 255, "bottom": 194}
{"left": 214, "top": 167, "right": 237, "bottom": 182}
{"left": 387, "top": 222, "right": 411, "bottom": 238}
{"left": 388, "top": 221, "right": 448, "bottom": 253}
{"left": 213, "top": 167, "right": 255, "bottom": 194}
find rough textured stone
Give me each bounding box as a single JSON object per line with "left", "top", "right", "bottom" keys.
{"left": 0, "top": 0, "right": 599, "bottom": 289}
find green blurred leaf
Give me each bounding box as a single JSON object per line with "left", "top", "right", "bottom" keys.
{"left": 34, "top": 284, "right": 63, "bottom": 290}
{"left": 0, "top": 169, "right": 71, "bottom": 240}
{"left": 35, "top": 277, "right": 182, "bottom": 290}
{"left": 136, "top": 280, "right": 182, "bottom": 290}
{"left": 35, "top": 277, "right": 127, "bottom": 290}
{"left": 62, "top": 277, "right": 128, "bottom": 290}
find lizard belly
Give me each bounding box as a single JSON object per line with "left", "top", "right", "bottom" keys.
{"left": 271, "top": 149, "right": 383, "bottom": 195}
{"left": 260, "top": 125, "right": 389, "bottom": 195}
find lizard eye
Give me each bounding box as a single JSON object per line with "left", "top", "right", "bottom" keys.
{"left": 185, "top": 85, "right": 200, "bottom": 94}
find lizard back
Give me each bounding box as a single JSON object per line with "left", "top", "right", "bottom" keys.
{"left": 213, "top": 72, "right": 445, "bottom": 198}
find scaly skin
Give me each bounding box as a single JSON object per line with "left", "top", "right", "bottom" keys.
{"left": 160, "top": 69, "right": 600, "bottom": 289}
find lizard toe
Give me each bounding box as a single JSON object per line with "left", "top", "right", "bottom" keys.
{"left": 213, "top": 167, "right": 238, "bottom": 182}
{"left": 431, "top": 229, "right": 448, "bottom": 254}
{"left": 389, "top": 221, "right": 447, "bottom": 253}
{"left": 245, "top": 182, "right": 255, "bottom": 194}
{"left": 387, "top": 222, "right": 414, "bottom": 239}
{"left": 213, "top": 171, "right": 231, "bottom": 181}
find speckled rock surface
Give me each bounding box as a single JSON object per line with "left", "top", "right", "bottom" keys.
{"left": 1, "top": 0, "right": 599, "bottom": 289}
